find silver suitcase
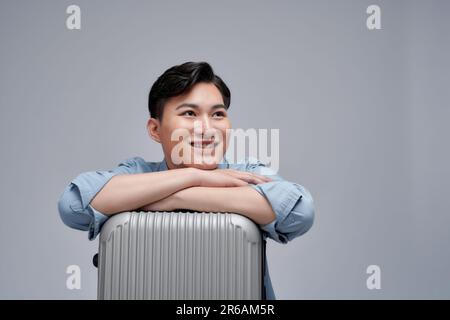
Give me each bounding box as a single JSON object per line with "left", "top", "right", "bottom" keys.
{"left": 96, "top": 211, "right": 265, "bottom": 300}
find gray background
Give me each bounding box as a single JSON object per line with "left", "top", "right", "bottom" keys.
{"left": 0, "top": 0, "right": 449, "bottom": 299}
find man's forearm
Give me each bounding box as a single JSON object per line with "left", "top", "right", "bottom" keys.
{"left": 172, "top": 186, "right": 276, "bottom": 225}
{"left": 91, "top": 168, "right": 198, "bottom": 215}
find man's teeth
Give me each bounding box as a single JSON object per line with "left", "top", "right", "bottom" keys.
{"left": 190, "top": 141, "right": 214, "bottom": 148}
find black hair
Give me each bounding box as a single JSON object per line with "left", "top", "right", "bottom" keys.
{"left": 148, "top": 61, "right": 231, "bottom": 120}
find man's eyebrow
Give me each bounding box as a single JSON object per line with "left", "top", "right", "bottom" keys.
{"left": 175, "top": 103, "right": 227, "bottom": 111}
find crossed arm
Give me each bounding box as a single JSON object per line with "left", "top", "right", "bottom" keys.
{"left": 90, "top": 167, "right": 276, "bottom": 226}
{"left": 140, "top": 186, "right": 276, "bottom": 225}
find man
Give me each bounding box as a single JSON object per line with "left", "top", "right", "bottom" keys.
{"left": 57, "top": 61, "right": 315, "bottom": 300}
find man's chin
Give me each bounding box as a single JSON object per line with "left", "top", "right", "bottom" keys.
{"left": 184, "top": 162, "right": 218, "bottom": 170}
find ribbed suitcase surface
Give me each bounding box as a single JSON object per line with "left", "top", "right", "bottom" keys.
{"left": 97, "top": 211, "right": 264, "bottom": 300}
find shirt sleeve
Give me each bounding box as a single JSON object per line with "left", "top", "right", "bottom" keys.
{"left": 245, "top": 158, "right": 315, "bottom": 244}
{"left": 57, "top": 157, "right": 145, "bottom": 240}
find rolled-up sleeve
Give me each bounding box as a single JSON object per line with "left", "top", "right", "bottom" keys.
{"left": 57, "top": 157, "right": 143, "bottom": 240}
{"left": 246, "top": 159, "right": 315, "bottom": 244}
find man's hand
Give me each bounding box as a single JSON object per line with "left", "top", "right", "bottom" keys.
{"left": 195, "top": 168, "right": 272, "bottom": 187}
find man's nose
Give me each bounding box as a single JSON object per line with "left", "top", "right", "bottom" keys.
{"left": 198, "top": 114, "right": 212, "bottom": 131}
{"left": 192, "top": 115, "right": 217, "bottom": 141}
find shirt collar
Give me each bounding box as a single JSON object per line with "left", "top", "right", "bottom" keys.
{"left": 158, "top": 158, "right": 169, "bottom": 171}
{"left": 217, "top": 155, "right": 230, "bottom": 169}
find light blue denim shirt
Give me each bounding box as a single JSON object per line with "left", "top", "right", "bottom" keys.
{"left": 58, "top": 156, "right": 315, "bottom": 300}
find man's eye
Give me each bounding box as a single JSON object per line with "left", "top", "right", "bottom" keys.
{"left": 181, "top": 111, "right": 195, "bottom": 116}
{"left": 212, "top": 112, "right": 226, "bottom": 118}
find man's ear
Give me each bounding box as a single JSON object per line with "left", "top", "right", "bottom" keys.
{"left": 147, "top": 117, "right": 161, "bottom": 143}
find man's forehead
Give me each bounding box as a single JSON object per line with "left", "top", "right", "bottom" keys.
{"left": 169, "top": 83, "right": 224, "bottom": 106}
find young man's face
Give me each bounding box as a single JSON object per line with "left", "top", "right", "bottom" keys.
{"left": 147, "top": 82, "right": 231, "bottom": 170}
